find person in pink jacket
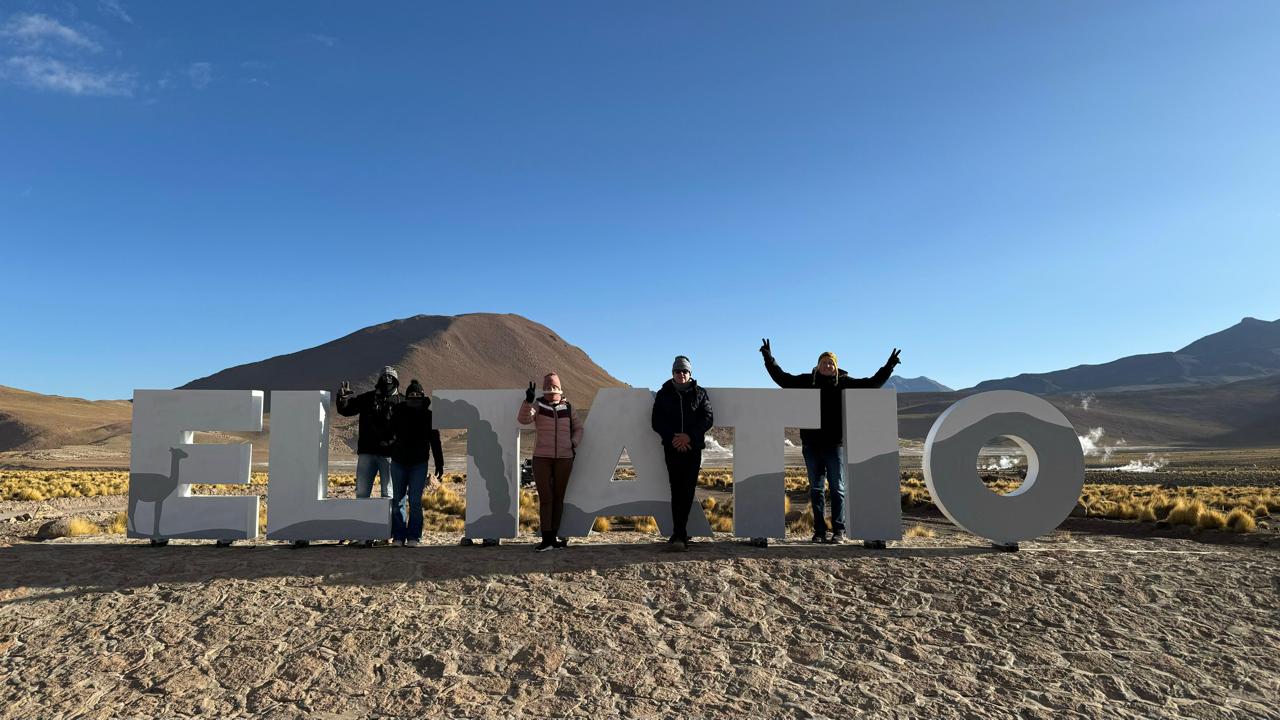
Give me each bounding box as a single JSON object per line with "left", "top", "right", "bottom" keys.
{"left": 517, "top": 372, "right": 583, "bottom": 551}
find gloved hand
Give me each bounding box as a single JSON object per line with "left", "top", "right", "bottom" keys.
{"left": 525, "top": 381, "right": 536, "bottom": 404}
{"left": 338, "top": 380, "right": 352, "bottom": 397}
{"left": 886, "top": 348, "right": 902, "bottom": 368}
{"left": 759, "top": 338, "right": 773, "bottom": 363}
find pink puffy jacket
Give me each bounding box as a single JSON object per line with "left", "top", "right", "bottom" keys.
{"left": 517, "top": 399, "right": 583, "bottom": 459}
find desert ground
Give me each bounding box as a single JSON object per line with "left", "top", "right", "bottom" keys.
{"left": 2, "top": 449, "right": 1279, "bottom": 718}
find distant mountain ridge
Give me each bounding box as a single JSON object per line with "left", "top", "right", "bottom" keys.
{"left": 0, "top": 385, "right": 131, "bottom": 453}
{"left": 884, "top": 376, "right": 953, "bottom": 393}
{"left": 970, "top": 317, "right": 1280, "bottom": 394}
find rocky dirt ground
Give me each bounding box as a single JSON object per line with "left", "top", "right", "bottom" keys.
{"left": 2, "top": 518, "right": 1278, "bottom": 719}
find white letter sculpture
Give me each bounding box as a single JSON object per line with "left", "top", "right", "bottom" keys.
{"left": 844, "top": 388, "right": 902, "bottom": 542}
{"left": 266, "top": 390, "right": 391, "bottom": 541}
{"left": 431, "top": 389, "right": 523, "bottom": 540}
{"left": 924, "top": 390, "right": 1085, "bottom": 545}
{"left": 707, "top": 388, "right": 821, "bottom": 539}
{"left": 128, "top": 390, "right": 263, "bottom": 542}
{"left": 560, "top": 388, "right": 714, "bottom": 537}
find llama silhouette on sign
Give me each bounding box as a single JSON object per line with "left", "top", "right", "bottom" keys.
{"left": 128, "top": 446, "right": 187, "bottom": 539}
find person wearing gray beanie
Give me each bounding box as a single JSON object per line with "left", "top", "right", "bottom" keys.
{"left": 651, "top": 355, "right": 714, "bottom": 551}
{"left": 337, "top": 366, "right": 403, "bottom": 545}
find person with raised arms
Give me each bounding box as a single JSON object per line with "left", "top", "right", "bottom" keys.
{"left": 388, "top": 379, "right": 444, "bottom": 547}
{"left": 517, "top": 372, "right": 583, "bottom": 552}
{"left": 759, "top": 339, "right": 901, "bottom": 547}
{"left": 651, "top": 355, "right": 714, "bottom": 551}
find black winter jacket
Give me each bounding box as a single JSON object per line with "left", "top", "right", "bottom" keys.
{"left": 651, "top": 380, "right": 715, "bottom": 451}
{"left": 336, "top": 389, "right": 402, "bottom": 456}
{"left": 764, "top": 358, "right": 893, "bottom": 448}
{"left": 389, "top": 399, "right": 444, "bottom": 471}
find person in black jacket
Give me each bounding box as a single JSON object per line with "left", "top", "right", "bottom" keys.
{"left": 651, "top": 355, "right": 714, "bottom": 551}
{"left": 760, "top": 339, "right": 901, "bottom": 546}
{"left": 336, "top": 366, "right": 403, "bottom": 508}
{"left": 389, "top": 379, "right": 444, "bottom": 547}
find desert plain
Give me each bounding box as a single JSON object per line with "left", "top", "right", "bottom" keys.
{"left": 1, "top": 446, "right": 1278, "bottom": 719}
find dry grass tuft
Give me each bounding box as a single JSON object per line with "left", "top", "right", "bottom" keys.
{"left": 1226, "top": 508, "right": 1257, "bottom": 533}
{"left": 1197, "top": 509, "right": 1228, "bottom": 530}
{"left": 1165, "top": 499, "right": 1206, "bottom": 526}
{"left": 64, "top": 517, "right": 100, "bottom": 537}
{"left": 904, "top": 524, "right": 936, "bottom": 539}
{"left": 631, "top": 516, "right": 659, "bottom": 534}
{"left": 592, "top": 516, "right": 612, "bottom": 533}
{"left": 105, "top": 513, "right": 128, "bottom": 534}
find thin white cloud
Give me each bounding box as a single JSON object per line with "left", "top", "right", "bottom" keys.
{"left": 306, "top": 33, "right": 337, "bottom": 47}
{"left": 2, "top": 54, "right": 135, "bottom": 96}
{"left": 1, "top": 13, "right": 101, "bottom": 53}
{"left": 98, "top": 0, "right": 134, "bottom": 25}
{"left": 188, "top": 61, "right": 211, "bottom": 89}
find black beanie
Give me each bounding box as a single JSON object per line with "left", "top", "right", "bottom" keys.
{"left": 406, "top": 379, "right": 425, "bottom": 396}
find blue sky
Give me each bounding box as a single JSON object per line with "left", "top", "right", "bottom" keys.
{"left": 1, "top": 1, "right": 1277, "bottom": 400}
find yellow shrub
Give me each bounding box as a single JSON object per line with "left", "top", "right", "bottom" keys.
{"left": 904, "top": 524, "right": 936, "bottom": 539}
{"left": 1197, "top": 509, "right": 1228, "bottom": 530}
{"left": 105, "top": 513, "right": 128, "bottom": 534}
{"left": 1165, "top": 500, "right": 1205, "bottom": 526}
{"left": 592, "top": 516, "right": 611, "bottom": 533}
{"left": 632, "top": 516, "right": 659, "bottom": 534}
{"left": 1226, "top": 508, "right": 1256, "bottom": 533}
{"left": 64, "top": 517, "right": 99, "bottom": 536}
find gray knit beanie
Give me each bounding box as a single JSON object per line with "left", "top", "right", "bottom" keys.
{"left": 672, "top": 356, "right": 692, "bottom": 373}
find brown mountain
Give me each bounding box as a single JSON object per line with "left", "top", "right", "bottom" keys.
{"left": 0, "top": 385, "right": 132, "bottom": 453}
{"left": 970, "top": 317, "right": 1280, "bottom": 394}
{"left": 181, "top": 313, "right": 627, "bottom": 408}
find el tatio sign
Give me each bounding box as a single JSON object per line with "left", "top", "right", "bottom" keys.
{"left": 127, "top": 388, "right": 1085, "bottom": 547}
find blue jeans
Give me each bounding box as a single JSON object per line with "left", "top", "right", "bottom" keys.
{"left": 355, "top": 454, "right": 393, "bottom": 499}
{"left": 391, "top": 461, "right": 428, "bottom": 542}
{"left": 802, "top": 444, "right": 845, "bottom": 535}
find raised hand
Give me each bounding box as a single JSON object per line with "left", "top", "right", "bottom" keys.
{"left": 759, "top": 338, "right": 773, "bottom": 361}
{"left": 339, "top": 380, "right": 351, "bottom": 395}
{"left": 525, "top": 381, "right": 536, "bottom": 404}
{"left": 887, "top": 348, "right": 902, "bottom": 368}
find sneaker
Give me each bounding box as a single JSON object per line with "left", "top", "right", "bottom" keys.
{"left": 553, "top": 537, "right": 568, "bottom": 549}
{"left": 535, "top": 539, "right": 555, "bottom": 552}
{"left": 405, "top": 540, "right": 421, "bottom": 548}
{"left": 394, "top": 539, "right": 406, "bottom": 547}
{"left": 828, "top": 532, "right": 847, "bottom": 545}
{"left": 863, "top": 539, "right": 887, "bottom": 550}
{"left": 810, "top": 533, "right": 827, "bottom": 544}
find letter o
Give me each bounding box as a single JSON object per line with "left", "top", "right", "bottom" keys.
{"left": 923, "top": 391, "right": 1084, "bottom": 544}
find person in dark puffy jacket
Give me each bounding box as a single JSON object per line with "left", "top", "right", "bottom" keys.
{"left": 760, "top": 339, "right": 900, "bottom": 547}
{"left": 389, "top": 379, "right": 444, "bottom": 547}
{"left": 651, "top": 355, "right": 714, "bottom": 551}
{"left": 336, "top": 366, "right": 403, "bottom": 505}
{"left": 516, "top": 372, "right": 583, "bottom": 552}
